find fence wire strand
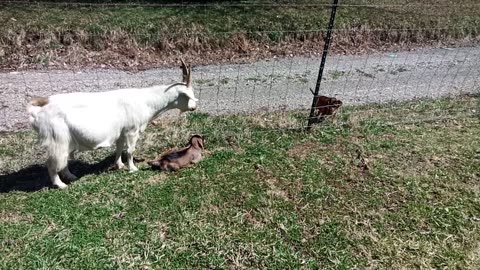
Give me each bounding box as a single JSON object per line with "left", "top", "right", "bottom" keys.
{"left": 3, "top": 1, "right": 480, "bottom": 8}
{"left": 0, "top": 2, "right": 479, "bottom": 134}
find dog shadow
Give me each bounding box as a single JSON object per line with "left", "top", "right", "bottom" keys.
{"left": 0, "top": 155, "right": 117, "bottom": 193}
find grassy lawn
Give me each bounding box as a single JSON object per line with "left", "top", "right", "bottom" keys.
{"left": 0, "top": 95, "right": 479, "bottom": 268}
{"left": 1, "top": 0, "right": 479, "bottom": 68}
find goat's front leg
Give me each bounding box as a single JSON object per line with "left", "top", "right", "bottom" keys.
{"left": 126, "top": 130, "right": 140, "bottom": 172}
{"left": 115, "top": 137, "right": 126, "bottom": 170}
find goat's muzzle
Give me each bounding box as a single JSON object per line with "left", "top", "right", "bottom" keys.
{"left": 187, "top": 99, "right": 197, "bottom": 111}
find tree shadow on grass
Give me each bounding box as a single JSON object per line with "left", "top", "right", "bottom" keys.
{"left": 0, "top": 155, "right": 117, "bottom": 193}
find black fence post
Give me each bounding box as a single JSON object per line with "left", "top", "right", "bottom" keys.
{"left": 306, "top": 0, "right": 339, "bottom": 130}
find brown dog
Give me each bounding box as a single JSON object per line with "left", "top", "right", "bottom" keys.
{"left": 148, "top": 134, "right": 205, "bottom": 171}
{"left": 310, "top": 90, "right": 343, "bottom": 123}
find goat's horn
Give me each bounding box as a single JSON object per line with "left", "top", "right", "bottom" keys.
{"left": 180, "top": 57, "right": 188, "bottom": 84}
{"left": 309, "top": 88, "right": 315, "bottom": 95}
{"left": 187, "top": 64, "right": 192, "bottom": 88}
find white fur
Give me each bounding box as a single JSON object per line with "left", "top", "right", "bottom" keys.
{"left": 28, "top": 83, "right": 198, "bottom": 189}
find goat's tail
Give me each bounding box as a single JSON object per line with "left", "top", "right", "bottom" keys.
{"left": 27, "top": 97, "right": 70, "bottom": 156}
{"left": 27, "top": 97, "right": 49, "bottom": 126}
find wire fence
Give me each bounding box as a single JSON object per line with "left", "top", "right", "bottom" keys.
{"left": 3, "top": 0, "right": 480, "bottom": 8}
{"left": 0, "top": 0, "right": 479, "bottom": 133}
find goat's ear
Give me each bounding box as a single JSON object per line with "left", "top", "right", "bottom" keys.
{"left": 178, "top": 87, "right": 198, "bottom": 102}
{"left": 198, "top": 137, "right": 205, "bottom": 149}
{"left": 190, "top": 135, "right": 204, "bottom": 149}
{"left": 148, "top": 160, "right": 161, "bottom": 167}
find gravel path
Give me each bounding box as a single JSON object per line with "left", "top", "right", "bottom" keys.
{"left": 1, "top": 46, "right": 479, "bottom": 132}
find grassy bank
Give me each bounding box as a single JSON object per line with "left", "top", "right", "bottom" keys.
{"left": 1, "top": 0, "right": 479, "bottom": 69}
{"left": 1, "top": 96, "right": 479, "bottom": 268}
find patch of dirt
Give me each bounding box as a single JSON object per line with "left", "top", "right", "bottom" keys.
{"left": 467, "top": 241, "right": 480, "bottom": 267}
{"left": 255, "top": 164, "right": 295, "bottom": 202}
{"left": 145, "top": 174, "right": 168, "bottom": 185}
{"left": 0, "top": 211, "right": 33, "bottom": 224}
{"left": 287, "top": 140, "right": 360, "bottom": 171}
{"left": 243, "top": 209, "right": 265, "bottom": 228}
{"left": 287, "top": 141, "right": 324, "bottom": 159}
{"left": 471, "top": 184, "right": 480, "bottom": 196}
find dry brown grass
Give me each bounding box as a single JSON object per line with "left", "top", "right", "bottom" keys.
{"left": 1, "top": 2, "right": 479, "bottom": 70}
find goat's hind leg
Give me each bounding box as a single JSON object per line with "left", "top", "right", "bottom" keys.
{"left": 126, "top": 130, "right": 140, "bottom": 172}
{"left": 59, "top": 151, "right": 78, "bottom": 181}
{"left": 47, "top": 153, "right": 69, "bottom": 189}
{"left": 60, "top": 167, "right": 78, "bottom": 182}
{"left": 114, "top": 137, "right": 126, "bottom": 170}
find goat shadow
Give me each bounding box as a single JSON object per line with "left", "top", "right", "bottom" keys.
{"left": 0, "top": 155, "right": 117, "bottom": 193}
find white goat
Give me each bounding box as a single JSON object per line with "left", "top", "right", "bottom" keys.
{"left": 27, "top": 59, "right": 198, "bottom": 189}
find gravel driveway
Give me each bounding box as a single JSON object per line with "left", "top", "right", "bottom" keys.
{"left": 1, "top": 46, "right": 479, "bottom": 132}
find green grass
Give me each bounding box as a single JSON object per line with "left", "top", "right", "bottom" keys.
{"left": 1, "top": 95, "right": 479, "bottom": 269}
{"left": 329, "top": 70, "right": 345, "bottom": 80}
{"left": 1, "top": 0, "right": 479, "bottom": 68}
